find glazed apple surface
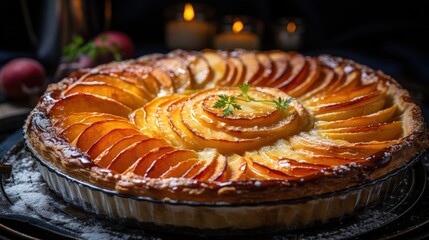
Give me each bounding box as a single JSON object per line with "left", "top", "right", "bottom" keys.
{"left": 25, "top": 49, "right": 427, "bottom": 203}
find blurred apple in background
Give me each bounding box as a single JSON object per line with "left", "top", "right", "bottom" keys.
{"left": 94, "top": 31, "right": 135, "bottom": 60}
{"left": 0, "top": 58, "right": 46, "bottom": 100}
{"left": 54, "top": 31, "right": 135, "bottom": 82}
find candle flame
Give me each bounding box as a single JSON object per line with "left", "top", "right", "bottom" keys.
{"left": 232, "top": 20, "right": 244, "bottom": 33}
{"left": 183, "top": 3, "right": 195, "bottom": 22}
{"left": 286, "top": 22, "right": 296, "bottom": 33}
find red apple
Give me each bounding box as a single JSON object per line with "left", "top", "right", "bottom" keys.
{"left": 0, "top": 58, "right": 46, "bottom": 99}
{"left": 94, "top": 31, "right": 135, "bottom": 59}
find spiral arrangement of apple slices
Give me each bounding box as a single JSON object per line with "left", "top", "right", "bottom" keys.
{"left": 132, "top": 87, "right": 309, "bottom": 155}
{"left": 40, "top": 49, "right": 425, "bottom": 185}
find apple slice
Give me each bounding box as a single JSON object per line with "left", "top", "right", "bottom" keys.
{"left": 126, "top": 146, "right": 176, "bottom": 176}
{"left": 315, "top": 100, "right": 385, "bottom": 121}
{"left": 191, "top": 149, "right": 221, "bottom": 180}
{"left": 116, "top": 64, "right": 174, "bottom": 99}
{"left": 316, "top": 105, "right": 397, "bottom": 129}
{"left": 220, "top": 154, "right": 247, "bottom": 181}
{"left": 251, "top": 52, "right": 275, "bottom": 86}
{"left": 246, "top": 150, "right": 323, "bottom": 178}
{"left": 87, "top": 128, "right": 142, "bottom": 159}
{"left": 56, "top": 113, "right": 124, "bottom": 137}
{"left": 142, "top": 73, "right": 163, "bottom": 98}
{"left": 57, "top": 113, "right": 125, "bottom": 141}
{"left": 330, "top": 70, "right": 361, "bottom": 93}
{"left": 322, "top": 65, "right": 347, "bottom": 93}
{"left": 52, "top": 112, "right": 99, "bottom": 129}
{"left": 108, "top": 138, "right": 170, "bottom": 173}
{"left": 130, "top": 107, "right": 150, "bottom": 134}
{"left": 150, "top": 67, "right": 174, "bottom": 95}
{"left": 202, "top": 50, "right": 228, "bottom": 87}
{"left": 245, "top": 156, "right": 295, "bottom": 180}
{"left": 217, "top": 58, "right": 237, "bottom": 86}
{"left": 169, "top": 50, "right": 212, "bottom": 88}
{"left": 289, "top": 133, "right": 395, "bottom": 158}
{"left": 270, "top": 53, "right": 306, "bottom": 90}
{"left": 80, "top": 73, "right": 152, "bottom": 100}
{"left": 94, "top": 134, "right": 149, "bottom": 168}
{"left": 310, "top": 91, "right": 385, "bottom": 115}
{"left": 306, "top": 83, "right": 378, "bottom": 107}
{"left": 64, "top": 82, "right": 146, "bottom": 109}
{"left": 145, "top": 149, "right": 199, "bottom": 178}
{"left": 58, "top": 123, "right": 90, "bottom": 142}
{"left": 152, "top": 57, "right": 192, "bottom": 92}
{"left": 74, "top": 119, "right": 139, "bottom": 152}
{"left": 285, "top": 58, "right": 321, "bottom": 97}
{"left": 160, "top": 158, "right": 200, "bottom": 179}
{"left": 293, "top": 149, "right": 367, "bottom": 167}
{"left": 48, "top": 93, "right": 132, "bottom": 118}
{"left": 103, "top": 66, "right": 149, "bottom": 87}
{"left": 314, "top": 94, "right": 386, "bottom": 121}
{"left": 302, "top": 56, "right": 351, "bottom": 97}
{"left": 229, "top": 57, "right": 246, "bottom": 86}
{"left": 139, "top": 95, "right": 184, "bottom": 145}
{"left": 182, "top": 148, "right": 217, "bottom": 179}
{"left": 237, "top": 51, "right": 263, "bottom": 84}
{"left": 188, "top": 53, "right": 212, "bottom": 88}
{"left": 259, "top": 143, "right": 329, "bottom": 174}
{"left": 166, "top": 97, "right": 206, "bottom": 149}
{"left": 196, "top": 153, "right": 227, "bottom": 182}
{"left": 318, "top": 121, "right": 403, "bottom": 143}
{"left": 266, "top": 51, "right": 291, "bottom": 86}
{"left": 102, "top": 64, "right": 171, "bottom": 99}
{"left": 75, "top": 113, "right": 126, "bottom": 125}
{"left": 299, "top": 67, "right": 338, "bottom": 100}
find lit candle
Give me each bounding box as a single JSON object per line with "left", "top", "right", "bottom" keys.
{"left": 165, "top": 3, "right": 214, "bottom": 50}
{"left": 214, "top": 19, "right": 260, "bottom": 50}
{"left": 275, "top": 18, "right": 304, "bottom": 50}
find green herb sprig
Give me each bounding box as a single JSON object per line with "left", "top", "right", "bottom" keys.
{"left": 213, "top": 83, "right": 294, "bottom": 117}
{"left": 213, "top": 95, "right": 242, "bottom": 117}
{"left": 63, "top": 35, "right": 122, "bottom": 62}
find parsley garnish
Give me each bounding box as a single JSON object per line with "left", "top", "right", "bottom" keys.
{"left": 213, "top": 83, "right": 294, "bottom": 117}
{"left": 213, "top": 95, "right": 242, "bottom": 117}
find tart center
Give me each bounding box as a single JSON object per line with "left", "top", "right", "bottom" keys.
{"left": 203, "top": 90, "right": 278, "bottom": 119}
{"left": 134, "top": 87, "right": 311, "bottom": 154}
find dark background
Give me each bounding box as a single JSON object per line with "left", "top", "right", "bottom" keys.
{"left": 1, "top": 0, "right": 429, "bottom": 101}
{"left": 1, "top": 0, "right": 429, "bottom": 79}
{"left": 0, "top": 2, "right": 429, "bottom": 238}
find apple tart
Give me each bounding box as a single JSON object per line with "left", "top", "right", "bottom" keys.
{"left": 25, "top": 49, "right": 428, "bottom": 231}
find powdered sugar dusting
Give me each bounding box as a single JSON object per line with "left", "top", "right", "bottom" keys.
{"left": 2, "top": 148, "right": 160, "bottom": 240}
{"left": 4, "top": 152, "right": 53, "bottom": 216}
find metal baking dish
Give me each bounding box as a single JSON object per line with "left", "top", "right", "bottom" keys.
{"left": 25, "top": 137, "right": 422, "bottom": 234}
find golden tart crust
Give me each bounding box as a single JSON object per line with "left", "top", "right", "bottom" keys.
{"left": 25, "top": 50, "right": 428, "bottom": 205}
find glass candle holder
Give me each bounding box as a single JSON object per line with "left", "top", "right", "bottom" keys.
{"left": 275, "top": 17, "right": 305, "bottom": 51}
{"left": 214, "top": 15, "right": 262, "bottom": 51}
{"left": 165, "top": 3, "right": 215, "bottom": 50}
